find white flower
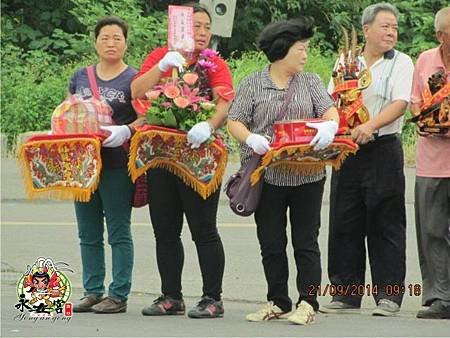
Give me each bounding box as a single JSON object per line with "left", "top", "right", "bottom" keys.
{"left": 200, "top": 102, "right": 216, "bottom": 111}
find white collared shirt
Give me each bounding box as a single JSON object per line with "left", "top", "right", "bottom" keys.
{"left": 328, "top": 49, "right": 414, "bottom": 136}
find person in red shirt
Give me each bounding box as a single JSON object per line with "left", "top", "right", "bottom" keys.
{"left": 131, "top": 4, "right": 234, "bottom": 319}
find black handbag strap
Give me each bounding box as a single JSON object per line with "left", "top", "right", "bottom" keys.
{"left": 245, "top": 76, "right": 297, "bottom": 166}
{"left": 275, "top": 77, "right": 296, "bottom": 123}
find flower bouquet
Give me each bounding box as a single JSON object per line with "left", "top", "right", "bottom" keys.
{"left": 128, "top": 49, "right": 230, "bottom": 199}
{"left": 134, "top": 49, "right": 220, "bottom": 132}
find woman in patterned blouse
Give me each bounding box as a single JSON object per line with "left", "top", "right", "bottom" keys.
{"left": 228, "top": 17, "right": 339, "bottom": 325}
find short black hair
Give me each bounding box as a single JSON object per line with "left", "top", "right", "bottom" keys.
{"left": 258, "top": 17, "right": 315, "bottom": 62}
{"left": 184, "top": 2, "right": 212, "bottom": 22}
{"left": 94, "top": 16, "right": 128, "bottom": 40}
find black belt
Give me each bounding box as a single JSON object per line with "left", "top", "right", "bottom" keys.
{"left": 359, "top": 133, "right": 399, "bottom": 149}
{"left": 372, "top": 133, "right": 399, "bottom": 141}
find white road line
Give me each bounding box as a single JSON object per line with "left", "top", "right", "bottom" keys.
{"left": 1, "top": 221, "right": 256, "bottom": 228}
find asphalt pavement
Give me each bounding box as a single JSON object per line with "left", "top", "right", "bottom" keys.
{"left": 1, "top": 152, "right": 449, "bottom": 337}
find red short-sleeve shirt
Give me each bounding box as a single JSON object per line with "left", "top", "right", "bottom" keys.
{"left": 135, "top": 46, "right": 234, "bottom": 100}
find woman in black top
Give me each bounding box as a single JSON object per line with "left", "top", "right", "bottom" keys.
{"left": 69, "top": 16, "right": 141, "bottom": 314}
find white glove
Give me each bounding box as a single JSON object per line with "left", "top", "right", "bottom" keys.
{"left": 187, "top": 121, "right": 212, "bottom": 148}
{"left": 245, "top": 133, "right": 270, "bottom": 155}
{"left": 306, "top": 120, "right": 338, "bottom": 151}
{"left": 100, "top": 125, "right": 131, "bottom": 148}
{"left": 158, "top": 51, "right": 185, "bottom": 73}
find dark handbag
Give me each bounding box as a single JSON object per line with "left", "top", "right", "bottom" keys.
{"left": 225, "top": 154, "right": 263, "bottom": 216}
{"left": 87, "top": 65, "right": 149, "bottom": 208}
{"left": 225, "top": 79, "right": 297, "bottom": 216}
{"left": 132, "top": 173, "right": 148, "bottom": 208}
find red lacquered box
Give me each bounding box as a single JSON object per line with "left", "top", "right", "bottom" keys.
{"left": 272, "top": 119, "right": 347, "bottom": 147}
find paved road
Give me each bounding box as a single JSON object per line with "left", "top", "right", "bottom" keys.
{"left": 2, "top": 156, "right": 449, "bottom": 337}
{"left": 2, "top": 282, "right": 449, "bottom": 338}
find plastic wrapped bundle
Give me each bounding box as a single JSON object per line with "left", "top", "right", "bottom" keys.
{"left": 51, "top": 94, "right": 114, "bottom": 135}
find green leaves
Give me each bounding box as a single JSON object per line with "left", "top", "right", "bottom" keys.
{"left": 147, "top": 107, "right": 177, "bottom": 128}
{"left": 0, "top": 0, "right": 441, "bottom": 159}
{"left": 217, "top": 0, "right": 446, "bottom": 59}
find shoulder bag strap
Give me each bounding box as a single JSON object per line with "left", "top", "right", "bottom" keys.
{"left": 86, "top": 65, "right": 101, "bottom": 100}
{"left": 275, "top": 77, "right": 296, "bottom": 123}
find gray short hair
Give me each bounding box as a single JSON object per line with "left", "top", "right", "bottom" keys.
{"left": 361, "top": 3, "right": 399, "bottom": 26}
{"left": 434, "top": 7, "right": 450, "bottom": 32}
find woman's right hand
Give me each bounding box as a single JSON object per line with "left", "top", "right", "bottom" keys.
{"left": 100, "top": 125, "right": 131, "bottom": 147}
{"left": 245, "top": 133, "right": 270, "bottom": 155}
{"left": 158, "top": 51, "right": 185, "bottom": 72}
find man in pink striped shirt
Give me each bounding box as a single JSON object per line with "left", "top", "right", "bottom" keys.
{"left": 410, "top": 6, "right": 450, "bottom": 320}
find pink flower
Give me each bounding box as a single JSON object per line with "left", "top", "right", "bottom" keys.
{"left": 198, "top": 59, "right": 217, "bottom": 72}
{"left": 200, "top": 49, "right": 219, "bottom": 58}
{"left": 161, "top": 101, "right": 173, "bottom": 109}
{"left": 174, "top": 96, "right": 190, "bottom": 109}
{"left": 146, "top": 90, "right": 161, "bottom": 100}
{"left": 181, "top": 84, "right": 201, "bottom": 104}
{"left": 182, "top": 72, "right": 199, "bottom": 85}
{"left": 163, "top": 85, "right": 181, "bottom": 99}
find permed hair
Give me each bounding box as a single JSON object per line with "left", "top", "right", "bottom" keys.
{"left": 94, "top": 16, "right": 129, "bottom": 40}
{"left": 361, "top": 3, "right": 399, "bottom": 26}
{"left": 257, "top": 17, "right": 314, "bottom": 63}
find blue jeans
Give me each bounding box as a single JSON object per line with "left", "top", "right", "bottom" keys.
{"left": 75, "top": 168, "right": 134, "bottom": 300}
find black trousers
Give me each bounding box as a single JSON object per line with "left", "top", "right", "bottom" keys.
{"left": 147, "top": 168, "right": 225, "bottom": 301}
{"left": 254, "top": 178, "right": 325, "bottom": 312}
{"left": 328, "top": 135, "right": 406, "bottom": 307}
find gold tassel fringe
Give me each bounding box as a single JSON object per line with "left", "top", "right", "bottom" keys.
{"left": 250, "top": 143, "right": 357, "bottom": 185}
{"left": 19, "top": 137, "right": 102, "bottom": 202}
{"left": 129, "top": 129, "right": 227, "bottom": 200}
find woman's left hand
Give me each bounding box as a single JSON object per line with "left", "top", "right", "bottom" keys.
{"left": 187, "top": 121, "right": 213, "bottom": 148}
{"left": 306, "top": 120, "right": 338, "bottom": 151}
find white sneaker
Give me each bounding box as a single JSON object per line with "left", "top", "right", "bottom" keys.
{"left": 246, "top": 301, "right": 289, "bottom": 322}
{"left": 288, "top": 301, "right": 316, "bottom": 325}
{"left": 372, "top": 299, "right": 400, "bottom": 317}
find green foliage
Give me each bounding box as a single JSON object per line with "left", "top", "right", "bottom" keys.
{"left": 67, "top": 0, "right": 167, "bottom": 66}
{"left": 402, "top": 110, "right": 418, "bottom": 166}
{"left": 1, "top": 0, "right": 441, "bottom": 163}
{"left": 394, "top": 0, "right": 445, "bottom": 57}
{"left": 0, "top": 43, "right": 91, "bottom": 148}
{"left": 1, "top": 0, "right": 167, "bottom": 65}
{"left": 1, "top": 0, "right": 167, "bottom": 148}
{"left": 218, "top": 0, "right": 446, "bottom": 59}
{"left": 303, "top": 49, "right": 336, "bottom": 84}
{"left": 228, "top": 48, "right": 334, "bottom": 86}
{"left": 1, "top": 0, "right": 84, "bottom": 50}
{"left": 227, "top": 51, "right": 268, "bottom": 85}
{"left": 0, "top": 0, "right": 89, "bottom": 62}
